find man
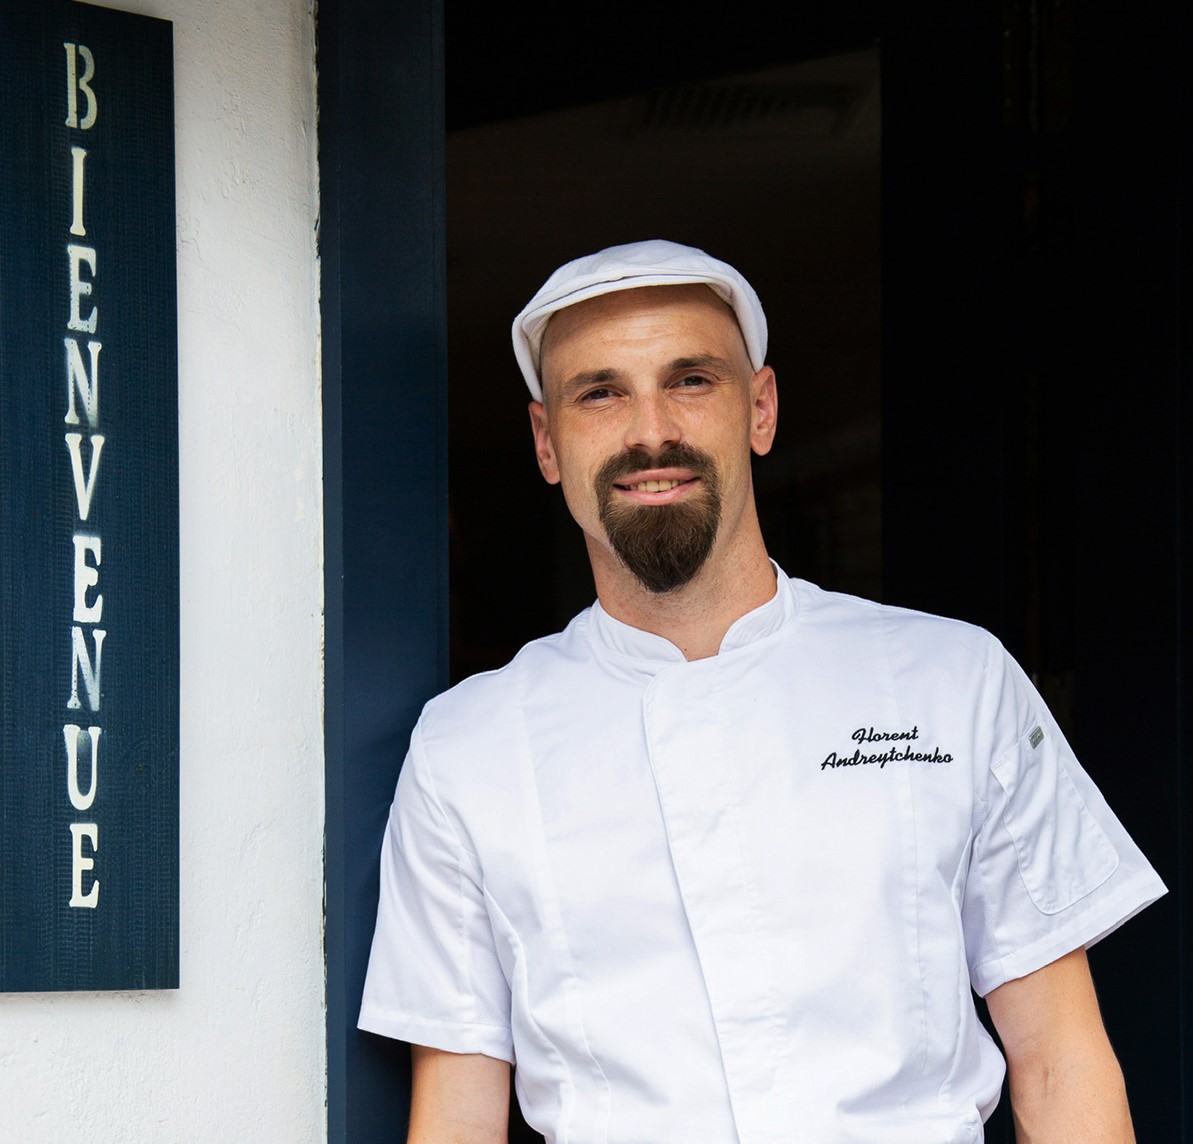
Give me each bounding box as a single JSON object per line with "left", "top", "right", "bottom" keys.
{"left": 359, "top": 240, "right": 1165, "bottom": 1143}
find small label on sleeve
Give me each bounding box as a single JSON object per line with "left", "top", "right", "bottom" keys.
{"left": 1028, "top": 726, "right": 1044, "bottom": 749}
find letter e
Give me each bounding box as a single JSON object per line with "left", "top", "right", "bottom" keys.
{"left": 67, "top": 245, "right": 98, "bottom": 334}
{"left": 72, "top": 535, "right": 102, "bottom": 623}
{"left": 69, "top": 822, "right": 99, "bottom": 908}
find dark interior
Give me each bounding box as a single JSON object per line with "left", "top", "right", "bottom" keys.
{"left": 439, "top": 4, "right": 1186, "bottom": 1142}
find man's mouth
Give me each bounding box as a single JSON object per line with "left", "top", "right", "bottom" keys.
{"left": 596, "top": 445, "right": 713, "bottom": 509}
{"left": 623, "top": 478, "right": 684, "bottom": 493}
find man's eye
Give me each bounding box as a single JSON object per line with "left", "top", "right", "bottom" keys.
{"left": 675, "top": 374, "right": 710, "bottom": 388}
{"left": 578, "top": 387, "right": 614, "bottom": 402}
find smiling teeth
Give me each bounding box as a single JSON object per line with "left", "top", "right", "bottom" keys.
{"left": 634, "top": 479, "right": 681, "bottom": 492}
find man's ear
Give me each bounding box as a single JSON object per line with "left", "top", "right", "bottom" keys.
{"left": 749, "top": 366, "right": 778, "bottom": 457}
{"left": 528, "top": 401, "right": 561, "bottom": 485}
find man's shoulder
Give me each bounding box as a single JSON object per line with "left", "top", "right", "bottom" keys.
{"left": 782, "top": 582, "right": 1016, "bottom": 696}
{"left": 419, "top": 605, "right": 596, "bottom": 730}
{"left": 784, "top": 579, "right": 1033, "bottom": 759}
{"left": 790, "top": 576, "right": 993, "bottom": 643}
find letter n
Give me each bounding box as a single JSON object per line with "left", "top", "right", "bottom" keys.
{"left": 68, "top": 626, "right": 106, "bottom": 711}
{"left": 64, "top": 337, "right": 101, "bottom": 427}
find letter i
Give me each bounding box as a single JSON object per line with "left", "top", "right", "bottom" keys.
{"left": 70, "top": 147, "right": 88, "bottom": 237}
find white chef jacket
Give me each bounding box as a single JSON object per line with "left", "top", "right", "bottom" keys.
{"left": 359, "top": 571, "right": 1165, "bottom": 1144}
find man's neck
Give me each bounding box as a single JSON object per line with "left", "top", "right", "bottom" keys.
{"left": 589, "top": 529, "right": 778, "bottom": 661}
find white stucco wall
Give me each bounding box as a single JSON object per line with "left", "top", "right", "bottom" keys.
{"left": 0, "top": 1, "right": 325, "bottom": 1141}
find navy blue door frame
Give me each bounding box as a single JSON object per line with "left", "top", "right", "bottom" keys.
{"left": 319, "top": 0, "right": 447, "bottom": 1139}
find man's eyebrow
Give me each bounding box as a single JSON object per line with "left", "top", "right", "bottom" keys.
{"left": 668, "top": 354, "right": 735, "bottom": 373}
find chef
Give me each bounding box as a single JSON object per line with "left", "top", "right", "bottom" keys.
{"left": 359, "top": 240, "right": 1166, "bottom": 1143}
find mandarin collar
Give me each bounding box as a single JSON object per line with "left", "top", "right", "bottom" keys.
{"left": 589, "top": 561, "right": 796, "bottom": 666}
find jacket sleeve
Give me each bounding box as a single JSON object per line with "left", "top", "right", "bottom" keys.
{"left": 357, "top": 722, "right": 514, "bottom": 1062}
{"left": 961, "top": 645, "right": 1167, "bottom": 997}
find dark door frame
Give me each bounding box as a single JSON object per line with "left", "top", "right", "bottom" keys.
{"left": 319, "top": 0, "right": 447, "bottom": 1138}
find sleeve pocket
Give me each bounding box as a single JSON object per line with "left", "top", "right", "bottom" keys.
{"left": 990, "top": 728, "right": 1119, "bottom": 914}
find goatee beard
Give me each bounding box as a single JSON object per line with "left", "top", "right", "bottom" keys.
{"left": 595, "top": 444, "right": 722, "bottom": 594}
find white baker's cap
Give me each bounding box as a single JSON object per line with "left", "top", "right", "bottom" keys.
{"left": 512, "top": 239, "right": 768, "bottom": 401}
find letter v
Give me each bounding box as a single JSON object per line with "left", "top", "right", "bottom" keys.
{"left": 65, "top": 433, "right": 105, "bottom": 522}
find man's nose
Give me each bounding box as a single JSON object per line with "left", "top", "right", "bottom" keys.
{"left": 624, "top": 391, "right": 681, "bottom": 455}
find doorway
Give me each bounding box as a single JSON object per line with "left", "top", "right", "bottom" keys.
{"left": 322, "top": 3, "right": 1187, "bottom": 1140}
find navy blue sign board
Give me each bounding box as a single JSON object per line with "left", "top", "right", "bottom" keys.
{"left": 0, "top": 0, "right": 178, "bottom": 990}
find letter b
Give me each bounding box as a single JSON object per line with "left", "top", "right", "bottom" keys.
{"left": 64, "top": 44, "right": 97, "bottom": 130}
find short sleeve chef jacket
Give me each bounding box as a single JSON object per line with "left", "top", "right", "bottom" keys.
{"left": 359, "top": 572, "right": 1165, "bottom": 1144}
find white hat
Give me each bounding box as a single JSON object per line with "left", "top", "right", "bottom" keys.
{"left": 512, "top": 239, "right": 768, "bottom": 401}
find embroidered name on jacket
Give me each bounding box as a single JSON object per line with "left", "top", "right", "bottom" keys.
{"left": 821, "top": 725, "right": 954, "bottom": 770}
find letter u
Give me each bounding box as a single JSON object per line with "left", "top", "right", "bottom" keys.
{"left": 64, "top": 724, "right": 100, "bottom": 811}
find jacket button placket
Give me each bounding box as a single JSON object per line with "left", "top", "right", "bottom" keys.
{"left": 643, "top": 659, "right": 795, "bottom": 1143}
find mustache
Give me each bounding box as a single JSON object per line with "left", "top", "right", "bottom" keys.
{"left": 594, "top": 444, "right": 717, "bottom": 493}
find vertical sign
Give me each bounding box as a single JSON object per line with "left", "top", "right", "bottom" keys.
{"left": 0, "top": 1, "right": 179, "bottom": 990}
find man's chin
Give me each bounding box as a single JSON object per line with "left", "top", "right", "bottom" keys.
{"left": 624, "top": 563, "right": 701, "bottom": 595}
{"left": 604, "top": 508, "right": 718, "bottom": 595}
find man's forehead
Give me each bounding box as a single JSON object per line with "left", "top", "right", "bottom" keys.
{"left": 541, "top": 283, "right": 741, "bottom": 355}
